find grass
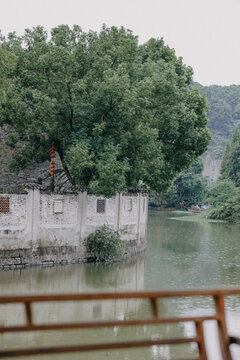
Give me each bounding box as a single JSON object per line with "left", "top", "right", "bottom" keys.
{"left": 167, "top": 209, "right": 227, "bottom": 223}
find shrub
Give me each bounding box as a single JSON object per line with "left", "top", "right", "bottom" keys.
{"left": 206, "top": 179, "right": 237, "bottom": 207}
{"left": 207, "top": 191, "right": 240, "bottom": 223}
{"left": 86, "top": 225, "right": 123, "bottom": 261}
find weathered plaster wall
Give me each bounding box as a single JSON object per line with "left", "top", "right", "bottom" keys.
{"left": 0, "top": 189, "right": 148, "bottom": 269}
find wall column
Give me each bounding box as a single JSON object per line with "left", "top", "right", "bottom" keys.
{"left": 79, "top": 191, "right": 87, "bottom": 242}
{"left": 137, "top": 193, "right": 141, "bottom": 241}
{"left": 25, "top": 187, "right": 40, "bottom": 248}
{"left": 116, "top": 192, "right": 122, "bottom": 232}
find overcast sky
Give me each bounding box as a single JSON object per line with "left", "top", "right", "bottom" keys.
{"left": 1, "top": 0, "right": 240, "bottom": 85}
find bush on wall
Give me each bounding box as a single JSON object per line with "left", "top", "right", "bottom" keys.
{"left": 86, "top": 225, "right": 123, "bottom": 262}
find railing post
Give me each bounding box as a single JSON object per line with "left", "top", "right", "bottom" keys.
{"left": 214, "top": 295, "right": 232, "bottom": 360}
{"left": 25, "top": 302, "right": 33, "bottom": 326}
{"left": 195, "top": 320, "right": 207, "bottom": 360}
{"left": 150, "top": 297, "right": 158, "bottom": 317}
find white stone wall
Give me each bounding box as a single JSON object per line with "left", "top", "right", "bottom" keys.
{"left": 0, "top": 194, "right": 27, "bottom": 228}
{"left": 0, "top": 190, "right": 148, "bottom": 253}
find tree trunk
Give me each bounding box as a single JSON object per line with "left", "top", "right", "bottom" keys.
{"left": 55, "top": 142, "right": 75, "bottom": 186}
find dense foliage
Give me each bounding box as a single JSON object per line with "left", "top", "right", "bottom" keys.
{"left": 86, "top": 225, "right": 123, "bottom": 261}
{"left": 196, "top": 83, "right": 240, "bottom": 159}
{"left": 220, "top": 127, "right": 240, "bottom": 186}
{"left": 207, "top": 190, "right": 240, "bottom": 223}
{"left": 149, "top": 158, "right": 207, "bottom": 208}
{"left": 0, "top": 25, "right": 211, "bottom": 196}
{"left": 206, "top": 179, "right": 237, "bottom": 207}
{"left": 204, "top": 129, "right": 240, "bottom": 223}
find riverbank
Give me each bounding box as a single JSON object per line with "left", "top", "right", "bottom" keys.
{"left": 150, "top": 208, "right": 227, "bottom": 223}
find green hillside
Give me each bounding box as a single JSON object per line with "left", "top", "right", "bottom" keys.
{"left": 195, "top": 83, "right": 240, "bottom": 159}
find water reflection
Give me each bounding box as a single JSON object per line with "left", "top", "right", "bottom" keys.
{"left": 1, "top": 210, "right": 240, "bottom": 359}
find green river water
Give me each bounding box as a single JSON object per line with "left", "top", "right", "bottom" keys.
{"left": 1, "top": 210, "right": 240, "bottom": 359}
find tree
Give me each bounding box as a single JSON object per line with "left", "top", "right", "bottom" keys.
{"left": 220, "top": 127, "right": 240, "bottom": 186}
{"left": 0, "top": 32, "right": 16, "bottom": 118}
{"left": 0, "top": 25, "right": 211, "bottom": 196}
{"left": 206, "top": 179, "right": 237, "bottom": 207}
{"left": 207, "top": 190, "right": 240, "bottom": 224}
{"left": 149, "top": 158, "right": 207, "bottom": 208}
{"left": 220, "top": 141, "right": 231, "bottom": 179}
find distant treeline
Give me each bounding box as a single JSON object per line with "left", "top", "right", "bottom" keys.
{"left": 195, "top": 83, "right": 240, "bottom": 159}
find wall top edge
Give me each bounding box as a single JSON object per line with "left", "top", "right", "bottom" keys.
{"left": 0, "top": 191, "right": 148, "bottom": 197}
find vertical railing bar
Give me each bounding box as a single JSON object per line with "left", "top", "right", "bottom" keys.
{"left": 213, "top": 294, "right": 232, "bottom": 360}
{"left": 195, "top": 320, "right": 207, "bottom": 360}
{"left": 150, "top": 297, "right": 158, "bottom": 317}
{"left": 24, "top": 302, "right": 33, "bottom": 326}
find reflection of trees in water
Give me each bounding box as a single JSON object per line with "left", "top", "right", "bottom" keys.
{"left": 0, "top": 255, "right": 148, "bottom": 360}
{"left": 207, "top": 223, "right": 240, "bottom": 287}
{"left": 84, "top": 255, "right": 145, "bottom": 289}
{"left": 148, "top": 213, "right": 201, "bottom": 255}
{"left": 0, "top": 254, "right": 145, "bottom": 294}
{"left": 3, "top": 211, "right": 240, "bottom": 359}
{"left": 147, "top": 211, "right": 240, "bottom": 291}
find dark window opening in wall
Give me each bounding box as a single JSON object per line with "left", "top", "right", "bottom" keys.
{"left": 97, "top": 199, "right": 106, "bottom": 213}
{"left": 0, "top": 197, "right": 10, "bottom": 213}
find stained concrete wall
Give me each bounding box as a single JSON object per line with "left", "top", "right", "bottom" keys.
{"left": 0, "top": 189, "right": 148, "bottom": 269}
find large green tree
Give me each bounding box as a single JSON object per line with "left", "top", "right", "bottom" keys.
{"left": 0, "top": 25, "right": 211, "bottom": 196}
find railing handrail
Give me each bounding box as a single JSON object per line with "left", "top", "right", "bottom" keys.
{"left": 1, "top": 287, "right": 240, "bottom": 303}
{"left": 1, "top": 288, "right": 240, "bottom": 359}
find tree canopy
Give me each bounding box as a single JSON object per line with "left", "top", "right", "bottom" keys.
{"left": 205, "top": 129, "right": 240, "bottom": 223}
{"left": 220, "top": 127, "right": 240, "bottom": 186}
{"left": 149, "top": 158, "right": 207, "bottom": 208}
{"left": 0, "top": 25, "right": 211, "bottom": 196}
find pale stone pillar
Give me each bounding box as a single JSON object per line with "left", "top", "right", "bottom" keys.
{"left": 24, "top": 186, "right": 41, "bottom": 248}
{"left": 79, "top": 191, "right": 87, "bottom": 242}
{"left": 137, "top": 193, "right": 141, "bottom": 241}
{"left": 116, "top": 192, "right": 122, "bottom": 231}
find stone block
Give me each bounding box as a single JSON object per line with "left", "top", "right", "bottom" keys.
{"left": 16, "top": 264, "right": 24, "bottom": 269}
{"left": 9, "top": 250, "right": 20, "bottom": 257}
{"left": 1, "top": 258, "right": 15, "bottom": 266}
{"left": 42, "top": 261, "right": 49, "bottom": 266}
{"left": 14, "top": 257, "right": 22, "bottom": 265}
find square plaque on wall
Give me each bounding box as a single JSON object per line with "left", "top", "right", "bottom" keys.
{"left": 53, "top": 200, "right": 63, "bottom": 214}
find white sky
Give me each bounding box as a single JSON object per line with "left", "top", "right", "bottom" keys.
{"left": 1, "top": 0, "right": 240, "bottom": 85}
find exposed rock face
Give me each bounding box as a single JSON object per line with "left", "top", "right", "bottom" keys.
{"left": 0, "top": 127, "right": 68, "bottom": 192}
{"left": 202, "top": 152, "right": 222, "bottom": 181}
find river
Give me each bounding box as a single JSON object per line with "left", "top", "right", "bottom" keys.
{"left": 1, "top": 210, "right": 240, "bottom": 359}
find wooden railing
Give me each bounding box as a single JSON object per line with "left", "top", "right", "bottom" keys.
{"left": 0, "top": 288, "right": 240, "bottom": 359}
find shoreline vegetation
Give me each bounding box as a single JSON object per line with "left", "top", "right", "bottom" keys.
{"left": 168, "top": 210, "right": 227, "bottom": 223}
{"left": 149, "top": 132, "right": 240, "bottom": 224}
{"left": 149, "top": 208, "right": 228, "bottom": 223}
